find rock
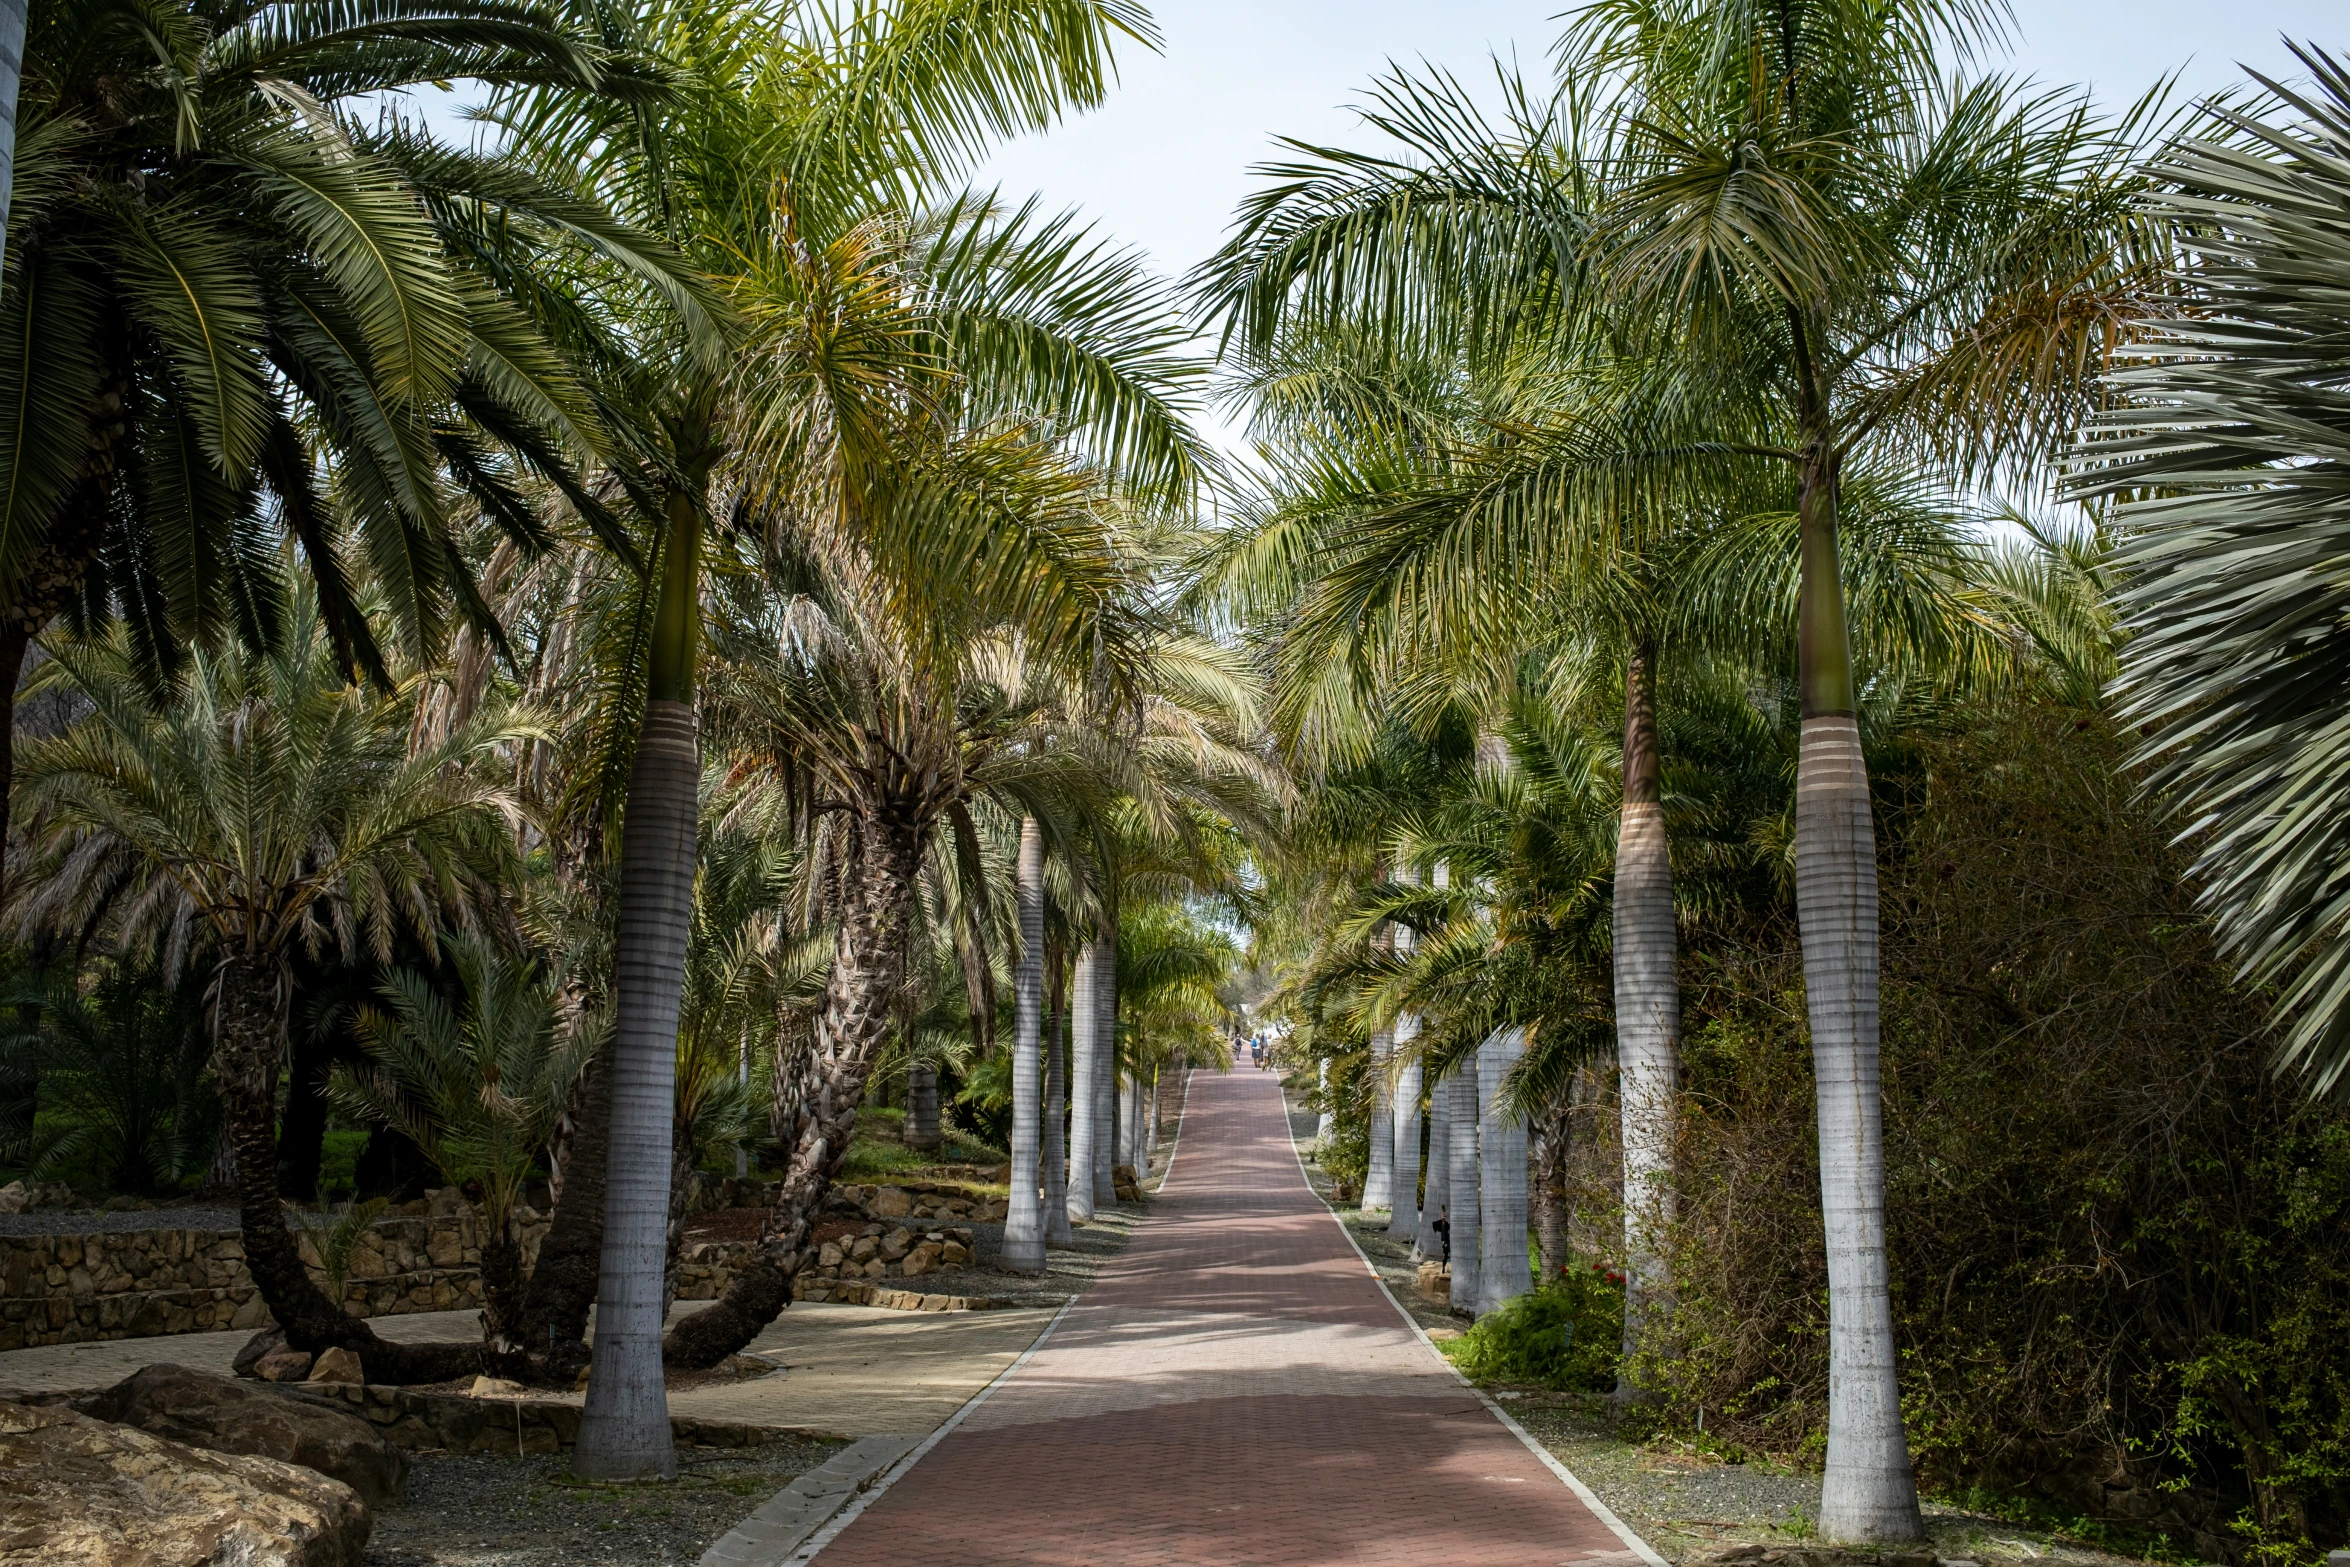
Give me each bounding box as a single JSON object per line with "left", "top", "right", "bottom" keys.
{"left": 305, "top": 1347, "right": 363, "bottom": 1385}
{"left": 940, "top": 1242, "right": 971, "bottom": 1268}
{"left": 424, "top": 1187, "right": 468, "bottom": 1220}
{"left": 30, "top": 1181, "right": 75, "bottom": 1209}
{"left": 1414, "top": 1261, "right": 1450, "bottom": 1300}
{"left": 878, "top": 1228, "right": 913, "bottom": 1262}
{"left": 234, "top": 1328, "right": 286, "bottom": 1379}
{"left": 817, "top": 1242, "right": 844, "bottom": 1268}
{"left": 0, "top": 1400, "right": 369, "bottom": 1565}
{"left": 102, "top": 1193, "right": 143, "bottom": 1212}
{"left": 253, "top": 1348, "right": 314, "bottom": 1383}
{"left": 868, "top": 1187, "right": 914, "bottom": 1220}
{"left": 75, "top": 1362, "right": 408, "bottom": 1509}
{"left": 0, "top": 1181, "right": 26, "bottom": 1215}
{"left": 901, "top": 1244, "right": 939, "bottom": 1277}
{"left": 466, "top": 1376, "right": 526, "bottom": 1398}
{"left": 848, "top": 1236, "right": 879, "bottom": 1263}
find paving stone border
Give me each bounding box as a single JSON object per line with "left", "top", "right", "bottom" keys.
{"left": 696, "top": 1432, "right": 922, "bottom": 1567}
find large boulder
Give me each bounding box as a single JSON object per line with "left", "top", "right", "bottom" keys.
{"left": 0, "top": 1401, "right": 368, "bottom": 1566}
{"left": 76, "top": 1363, "right": 407, "bottom": 1508}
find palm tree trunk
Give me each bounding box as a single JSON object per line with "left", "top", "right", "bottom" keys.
{"left": 1066, "top": 937, "right": 1102, "bottom": 1223}
{"left": 659, "top": 797, "right": 927, "bottom": 1370}
{"left": 1445, "top": 1060, "right": 1480, "bottom": 1315}
{"left": 1615, "top": 639, "right": 1679, "bottom": 1366}
{"left": 1535, "top": 1089, "right": 1572, "bottom": 1283}
{"left": 1385, "top": 1039, "right": 1421, "bottom": 1239}
{"left": 1002, "top": 816, "right": 1047, "bottom": 1274}
{"left": 215, "top": 956, "right": 476, "bottom": 1383}
{"left": 1795, "top": 427, "right": 1923, "bottom": 1542}
{"left": 904, "top": 1064, "right": 941, "bottom": 1150}
{"left": 0, "top": 0, "right": 23, "bottom": 278}
{"left": 1043, "top": 951, "right": 1072, "bottom": 1248}
{"left": 1093, "top": 929, "right": 1118, "bottom": 1206}
{"left": 1476, "top": 1025, "right": 1531, "bottom": 1314}
{"left": 576, "top": 498, "right": 702, "bottom": 1483}
{"left": 514, "top": 1045, "right": 611, "bottom": 1383}
{"left": 1414, "top": 1066, "right": 1449, "bottom": 1262}
{"left": 1315, "top": 1059, "right": 1334, "bottom": 1142}
{"left": 1361, "top": 1027, "right": 1394, "bottom": 1216}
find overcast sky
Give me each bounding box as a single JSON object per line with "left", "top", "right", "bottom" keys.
{"left": 973, "top": 1, "right": 2343, "bottom": 284}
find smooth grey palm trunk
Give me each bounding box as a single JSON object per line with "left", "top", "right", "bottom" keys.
{"left": 1476, "top": 1026, "right": 1531, "bottom": 1314}
{"left": 1067, "top": 939, "right": 1103, "bottom": 1223}
{"left": 1799, "top": 713, "right": 1922, "bottom": 1539}
{"left": 1316, "top": 1059, "right": 1334, "bottom": 1141}
{"left": 1615, "top": 799, "right": 1678, "bottom": 1367}
{"left": 1445, "top": 1060, "right": 1480, "bottom": 1314}
{"left": 1044, "top": 978, "right": 1072, "bottom": 1247}
{"left": 1414, "top": 1068, "right": 1449, "bottom": 1262}
{"left": 574, "top": 700, "right": 697, "bottom": 1481}
{"left": 0, "top": 0, "right": 23, "bottom": 275}
{"left": 1093, "top": 930, "right": 1118, "bottom": 1206}
{"left": 1361, "top": 1028, "right": 1394, "bottom": 1215}
{"left": 1386, "top": 1035, "right": 1422, "bottom": 1239}
{"left": 1003, "top": 818, "right": 1047, "bottom": 1274}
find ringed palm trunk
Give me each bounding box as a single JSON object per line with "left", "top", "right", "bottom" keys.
{"left": 1476, "top": 1025, "right": 1531, "bottom": 1314}
{"left": 1093, "top": 928, "right": 1118, "bottom": 1206}
{"left": 1001, "top": 816, "right": 1047, "bottom": 1274}
{"left": 1066, "top": 937, "right": 1102, "bottom": 1223}
{"left": 1360, "top": 1027, "right": 1394, "bottom": 1217}
{"left": 1794, "top": 419, "right": 1923, "bottom": 1542}
{"left": 1445, "top": 1061, "right": 1480, "bottom": 1315}
{"left": 1315, "top": 1059, "right": 1334, "bottom": 1141}
{"left": 215, "top": 956, "right": 476, "bottom": 1383}
{"left": 660, "top": 791, "right": 928, "bottom": 1369}
{"left": 1386, "top": 1027, "right": 1421, "bottom": 1240}
{"left": 512, "top": 1045, "right": 612, "bottom": 1383}
{"left": 576, "top": 496, "right": 702, "bottom": 1483}
{"left": 1534, "top": 1082, "right": 1574, "bottom": 1282}
{"left": 1615, "top": 640, "right": 1679, "bottom": 1381}
{"left": 1043, "top": 953, "right": 1072, "bottom": 1248}
{"left": 1413, "top": 1066, "right": 1449, "bottom": 1263}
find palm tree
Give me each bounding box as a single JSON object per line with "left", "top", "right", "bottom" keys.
{"left": 0, "top": 0, "right": 695, "bottom": 863}
{"left": 11, "top": 593, "right": 533, "bottom": 1382}
{"left": 1003, "top": 814, "right": 1049, "bottom": 1272}
{"left": 338, "top": 936, "right": 596, "bottom": 1351}
{"left": 2074, "top": 47, "right": 2350, "bottom": 1099}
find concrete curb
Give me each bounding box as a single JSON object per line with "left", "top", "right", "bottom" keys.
{"left": 696, "top": 1432, "right": 923, "bottom": 1567}
{"left": 1280, "top": 1082, "right": 1674, "bottom": 1567}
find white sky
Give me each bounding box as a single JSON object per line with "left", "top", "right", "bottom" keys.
{"left": 976, "top": 0, "right": 2345, "bottom": 285}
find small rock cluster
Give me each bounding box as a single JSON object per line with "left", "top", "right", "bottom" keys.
{"left": 0, "top": 1180, "right": 78, "bottom": 1213}
{"left": 1697, "top": 1548, "right": 1968, "bottom": 1567}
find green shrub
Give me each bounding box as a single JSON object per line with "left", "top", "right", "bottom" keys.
{"left": 1444, "top": 1271, "right": 1622, "bottom": 1391}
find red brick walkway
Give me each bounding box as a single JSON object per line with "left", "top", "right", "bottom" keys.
{"left": 813, "top": 1067, "right": 1649, "bottom": 1567}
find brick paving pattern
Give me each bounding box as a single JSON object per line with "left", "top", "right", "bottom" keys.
{"left": 815, "top": 1067, "right": 1645, "bottom": 1567}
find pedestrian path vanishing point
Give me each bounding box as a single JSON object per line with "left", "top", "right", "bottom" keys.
{"left": 811, "top": 1067, "right": 1655, "bottom": 1567}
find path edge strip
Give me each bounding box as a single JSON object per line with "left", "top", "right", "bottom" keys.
{"left": 1277, "top": 1081, "right": 1673, "bottom": 1567}
{"left": 784, "top": 1294, "right": 1080, "bottom": 1565}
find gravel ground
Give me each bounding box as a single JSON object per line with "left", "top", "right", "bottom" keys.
{"left": 1278, "top": 1085, "right": 2160, "bottom": 1567}
{"left": 0, "top": 1203, "right": 240, "bottom": 1235}
{"left": 365, "top": 1437, "right": 843, "bottom": 1566}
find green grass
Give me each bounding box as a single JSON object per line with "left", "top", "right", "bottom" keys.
{"left": 838, "top": 1108, "right": 1006, "bottom": 1181}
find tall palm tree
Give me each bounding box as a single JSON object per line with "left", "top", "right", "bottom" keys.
{"left": 1199, "top": 12, "right": 2159, "bottom": 1532}
{"left": 1003, "top": 814, "right": 1048, "bottom": 1272}
{"left": 2074, "top": 47, "right": 2350, "bottom": 1099}
{"left": 11, "top": 593, "right": 533, "bottom": 1382}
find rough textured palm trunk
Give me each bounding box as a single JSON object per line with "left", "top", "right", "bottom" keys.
{"left": 1067, "top": 938, "right": 1102, "bottom": 1223}
{"left": 513, "top": 1046, "right": 611, "bottom": 1383}
{"left": 575, "top": 698, "right": 697, "bottom": 1482}
{"left": 1093, "top": 929, "right": 1118, "bottom": 1206}
{"left": 1001, "top": 817, "right": 1047, "bottom": 1274}
{"left": 1534, "top": 1089, "right": 1572, "bottom": 1282}
{"left": 1616, "top": 642, "right": 1679, "bottom": 1371}
{"left": 1794, "top": 426, "right": 1923, "bottom": 1542}
{"left": 1477, "top": 1025, "right": 1531, "bottom": 1314}
{"left": 1445, "top": 1061, "right": 1480, "bottom": 1315}
{"left": 1386, "top": 1038, "right": 1421, "bottom": 1240}
{"left": 904, "top": 1066, "right": 941, "bottom": 1150}
{"left": 1043, "top": 965, "right": 1072, "bottom": 1248}
{"left": 1414, "top": 1068, "right": 1449, "bottom": 1262}
{"left": 661, "top": 803, "right": 927, "bottom": 1370}
{"left": 216, "top": 958, "right": 476, "bottom": 1384}
{"left": 1361, "top": 1028, "right": 1394, "bottom": 1216}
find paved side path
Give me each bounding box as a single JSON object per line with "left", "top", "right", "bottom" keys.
{"left": 816, "top": 1068, "right": 1647, "bottom": 1567}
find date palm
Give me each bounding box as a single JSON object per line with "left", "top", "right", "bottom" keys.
{"left": 10, "top": 592, "right": 535, "bottom": 1382}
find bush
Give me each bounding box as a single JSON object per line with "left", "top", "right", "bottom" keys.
{"left": 1444, "top": 1270, "right": 1623, "bottom": 1391}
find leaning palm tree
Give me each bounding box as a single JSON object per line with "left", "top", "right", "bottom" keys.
{"left": 2074, "top": 46, "right": 2350, "bottom": 1098}
{"left": 10, "top": 593, "right": 534, "bottom": 1382}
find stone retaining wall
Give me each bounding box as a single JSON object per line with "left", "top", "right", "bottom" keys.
{"left": 0, "top": 1175, "right": 1009, "bottom": 1350}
